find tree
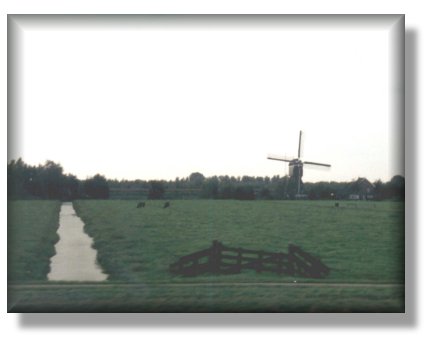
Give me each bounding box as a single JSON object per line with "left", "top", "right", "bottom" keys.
{"left": 63, "top": 174, "right": 80, "bottom": 200}
{"left": 219, "top": 184, "right": 234, "bottom": 199}
{"left": 7, "top": 158, "right": 27, "bottom": 199}
{"left": 148, "top": 180, "right": 165, "bottom": 199}
{"left": 259, "top": 187, "right": 272, "bottom": 200}
{"left": 40, "top": 161, "right": 65, "bottom": 199}
{"left": 269, "top": 176, "right": 297, "bottom": 199}
{"left": 389, "top": 175, "right": 405, "bottom": 200}
{"left": 83, "top": 174, "right": 109, "bottom": 199}
{"left": 189, "top": 172, "right": 205, "bottom": 187}
{"left": 201, "top": 177, "right": 219, "bottom": 199}
{"left": 373, "top": 180, "right": 385, "bottom": 200}
{"left": 234, "top": 185, "right": 255, "bottom": 200}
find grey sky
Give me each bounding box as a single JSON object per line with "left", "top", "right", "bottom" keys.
{"left": 9, "top": 15, "right": 404, "bottom": 182}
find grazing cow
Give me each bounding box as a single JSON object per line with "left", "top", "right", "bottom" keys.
{"left": 137, "top": 202, "right": 146, "bottom": 208}
{"left": 163, "top": 201, "right": 170, "bottom": 209}
{"left": 334, "top": 202, "right": 339, "bottom": 208}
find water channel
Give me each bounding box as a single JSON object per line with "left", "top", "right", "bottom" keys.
{"left": 47, "top": 202, "right": 108, "bottom": 281}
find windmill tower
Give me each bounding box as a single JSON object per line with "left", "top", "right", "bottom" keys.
{"left": 267, "top": 131, "right": 331, "bottom": 198}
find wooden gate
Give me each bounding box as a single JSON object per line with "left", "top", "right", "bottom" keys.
{"left": 169, "top": 240, "right": 329, "bottom": 278}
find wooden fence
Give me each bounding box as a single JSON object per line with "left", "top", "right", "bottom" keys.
{"left": 169, "top": 240, "right": 329, "bottom": 278}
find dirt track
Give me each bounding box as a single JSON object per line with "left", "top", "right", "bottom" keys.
{"left": 9, "top": 282, "right": 404, "bottom": 290}
{"left": 47, "top": 203, "right": 107, "bottom": 282}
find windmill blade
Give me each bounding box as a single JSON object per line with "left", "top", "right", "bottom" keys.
{"left": 298, "top": 130, "right": 303, "bottom": 158}
{"left": 304, "top": 161, "right": 331, "bottom": 168}
{"left": 267, "top": 154, "right": 294, "bottom": 163}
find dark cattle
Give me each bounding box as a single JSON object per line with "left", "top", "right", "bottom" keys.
{"left": 137, "top": 202, "right": 146, "bottom": 208}
{"left": 163, "top": 201, "right": 170, "bottom": 209}
{"left": 334, "top": 202, "right": 339, "bottom": 208}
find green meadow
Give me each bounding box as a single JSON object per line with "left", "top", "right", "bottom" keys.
{"left": 7, "top": 200, "right": 60, "bottom": 282}
{"left": 7, "top": 199, "right": 405, "bottom": 312}
{"left": 74, "top": 200, "right": 404, "bottom": 284}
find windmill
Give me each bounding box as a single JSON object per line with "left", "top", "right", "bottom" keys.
{"left": 267, "top": 131, "right": 331, "bottom": 198}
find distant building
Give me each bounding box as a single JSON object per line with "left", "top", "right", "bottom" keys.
{"left": 349, "top": 178, "right": 374, "bottom": 200}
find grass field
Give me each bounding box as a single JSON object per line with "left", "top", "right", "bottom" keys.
{"left": 7, "top": 200, "right": 61, "bottom": 282}
{"left": 8, "top": 282, "right": 403, "bottom": 313}
{"left": 7, "top": 199, "right": 405, "bottom": 312}
{"left": 74, "top": 200, "right": 404, "bottom": 284}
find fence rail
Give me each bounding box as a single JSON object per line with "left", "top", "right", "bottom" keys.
{"left": 169, "top": 241, "right": 329, "bottom": 278}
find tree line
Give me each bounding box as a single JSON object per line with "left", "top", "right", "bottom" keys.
{"left": 8, "top": 159, "right": 404, "bottom": 201}
{"left": 7, "top": 159, "right": 109, "bottom": 200}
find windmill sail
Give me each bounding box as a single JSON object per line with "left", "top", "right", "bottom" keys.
{"left": 298, "top": 131, "right": 302, "bottom": 158}
{"left": 267, "top": 154, "right": 294, "bottom": 162}
{"left": 304, "top": 161, "right": 332, "bottom": 167}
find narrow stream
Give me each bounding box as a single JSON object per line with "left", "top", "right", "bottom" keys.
{"left": 47, "top": 202, "right": 108, "bottom": 281}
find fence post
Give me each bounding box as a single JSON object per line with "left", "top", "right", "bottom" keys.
{"left": 287, "top": 244, "right": 296, "bottom": 276}
{"left": 210, "top": 240, "right": 222, "bottom": 274}
{"left": 256, "top": 251, "right": 264, "bottom": 273}
{"left": 236, "top": 248, "right": 242, "bottom": 272}
{"left": 277, "top": 253, "right": 283, "bottom": 274}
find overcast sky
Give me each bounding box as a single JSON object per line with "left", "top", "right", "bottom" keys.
{"left": 9, "top": 15, "right": 404, "bottom": 182}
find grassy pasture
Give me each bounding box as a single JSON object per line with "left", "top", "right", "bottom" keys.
{"left": 74, "top": 200, "right": 404, "bottom": 284}
{"left": 7, "top": 199, "right": 404, "bottom": 312}
{"left": 8, "top": 283, "right": 403, "bottom": 313}
{"left": 7, "top": 200, "right": 61, "bottom": 282}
